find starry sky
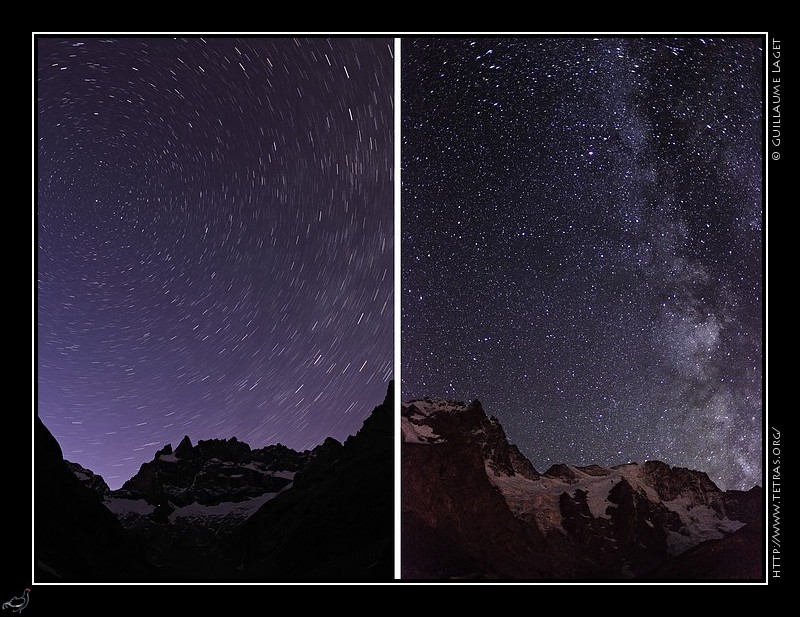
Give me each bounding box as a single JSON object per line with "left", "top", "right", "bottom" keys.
{"left": 401, "top": 37, "right": 763, "bottom": 491}
{"left": 36, "top": 37, "right": 393, "bottom": 488}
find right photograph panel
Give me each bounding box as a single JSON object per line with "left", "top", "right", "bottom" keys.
{"left": 401, "top": 37, "right": 764, "bottom": 580}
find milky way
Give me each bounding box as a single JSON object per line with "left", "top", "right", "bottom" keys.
{"left": 401, "top": 37, "right": 763, "bottom": 490}
{"left": 37, "top": 37, "right": 393, "bottom": 488}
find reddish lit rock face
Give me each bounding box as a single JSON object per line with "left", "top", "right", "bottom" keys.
{"left": 401, "top": 398, "right": 763, "bottom": 580}
{"left": 403, "top": 428, "right": 555, "bottom": 579}
{"left": 648, "top": 522, "right": 764, "bottom": 580}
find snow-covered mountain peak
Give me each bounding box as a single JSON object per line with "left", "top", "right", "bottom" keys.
{"left": 402, "top": 398, "right": 470, "bottom": 416}
{"left": 402, "top": 395, "right": 763, "bottom": 579}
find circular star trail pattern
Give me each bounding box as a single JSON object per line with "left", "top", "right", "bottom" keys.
{"left": 402, "top": 37, "right": 762, "bottom": 491}
{"left": 37, "top": 37, "right": 393, "bottom": 488}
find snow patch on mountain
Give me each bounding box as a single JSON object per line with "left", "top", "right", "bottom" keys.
{"left": 487, "top": 460, "right": 744, "bottom": 549}
{"left": 403, "top": 399, "right": 467, "bottom": 416}
{"left": 168, "top": 492, "right": 278, "bottom": 523}
{"left": 662, "top": 495, "right": 745, "bottom": 554}
{"left": 271, "top": 470, "right": 296, "bottom": 480}
{"left": 614, "top": 463, "right": 661, "bottom": 503}
{"left": 608, "top": 462, "right": 745, "bottom": 553}
{"left": 485, "top": 464, "right": 562, "bottom": 531}
{"left": 401, "top": 416, "right": 443, "bottom": 444}
{"left": 104, "top": 497, "right": 156, "bottom": 516}
{"left": 486, "top": 463, "right": 617, "bottom": 532}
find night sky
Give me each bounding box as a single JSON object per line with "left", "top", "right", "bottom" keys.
{"left": 401, "top": 38, "right": 763, "bottom": 491}
{"left": 37, "top": 37, "right": 393, "bottom": 488}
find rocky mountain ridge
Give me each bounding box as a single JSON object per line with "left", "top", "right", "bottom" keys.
{"left": 402, "top": 397, "right": 762, "bottom": 579}
{"left": 37, "top": 382, "right": 394, "bottom": 580}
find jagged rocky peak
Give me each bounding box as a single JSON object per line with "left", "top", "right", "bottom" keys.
{"left": 403, "top": 396, "right": 499, "bottom": 428}
{"left": 467, "top": 398, "right": 483, "bottom": 412}
{"left": 403, "top": 397, "right": 467, "bottom": 417}
{"left": 640, "top": 460, "right": 721, "bottom": 502}
{"left": 224, "top": 381, "right": 395, "bottom": 580}
{"left": 402, "top": 397, "right": 484, "bottom": 435}
{"left": 319, "top": 436, "right": 343, "bottom": 450}
{"left": 66, "top": 461, "right": 111, "bottom": 499}
{"left": 402, "top": 395, "right": 538, "bottom": 478}
{"left": 340, "top": 380, "right": 394, "bottom": 458}
{"left": 401, "top": 395, "right": 763, "bottom": 580}
{"left": 380, "top": 379, "right": 394, "bottom": 407}
{"left": 116, "top": 434, "right": 313, "bottom": 508}
{"left": 250, "top": 443, "right": 309, "bottom": 471}
{"left": 575, "top": 464, "right": 611, "bottom": 477}
{"left": 156, "top": 444, "right": 173, "bottom": 457}
{"left": 192, "top": 436, "right": 252, "bottom": 463}
{"left": 175, "top": 435, "right": 193, "bottom": 458}
{"left": 544, "top": 463, "right": 579, "bottom": 482}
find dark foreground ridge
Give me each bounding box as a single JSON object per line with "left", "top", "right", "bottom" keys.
{"left": 35, "top": 417, "right": 156, "bottom": 581}
{"left": 401, "top": 397, "right": 763, "bottom": 580}
{"left": 35, "top": 382, "right": 394, "bottom": 582}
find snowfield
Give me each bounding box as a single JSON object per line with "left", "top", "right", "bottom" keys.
{"left": 486, "top": 462, "right": 744, "bottom": 553}
{"left": 104, "top": 497, "right": 156, "bottom": 516}
{"left": 486, "top": 463, "right": 618, "bottom": 533}
{"left": 401, "top": 416, "right": 443, "bottom": 444}
{"left": 401, "top": 399, "right": 469, "bottom": 444}
{"left": 403, "top": 399, "right": 468, "bottom": 415}
{"left": 168, "top": 492, "right": 278, "bottom": 523}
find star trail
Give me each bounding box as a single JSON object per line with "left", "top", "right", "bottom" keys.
{"left": 402, "top": 37, "right": 763, "bottom": 490}
{"left": 37, "top": 37, "right": 393, "bottom": 488}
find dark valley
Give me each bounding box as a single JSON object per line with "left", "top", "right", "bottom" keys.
{"left": 35, "top": 382, "right": 394, "bottom": 582}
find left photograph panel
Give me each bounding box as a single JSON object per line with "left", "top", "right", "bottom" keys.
{"left": 35, "top": 37, "right": 394, "bottom": 581}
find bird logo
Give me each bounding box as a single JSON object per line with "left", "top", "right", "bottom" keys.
{"left": 2, "top": 589, "right": 29, "bottom": 613}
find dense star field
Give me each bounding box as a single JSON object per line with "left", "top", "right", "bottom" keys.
{"left": 401, "top": 38, "right": 763, "bottom": 490}
{"left": 37, "top": 37, "right": 393, "bottom": 488}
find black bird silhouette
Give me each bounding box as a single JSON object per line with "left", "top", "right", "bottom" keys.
{"left": 2, "top": 589, "right": 29, "bottom": 613}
